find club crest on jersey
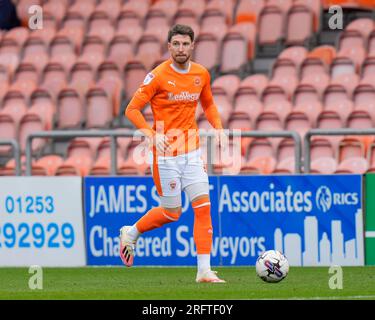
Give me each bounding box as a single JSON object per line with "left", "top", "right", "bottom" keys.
{"left": 169, "top": 180, "right": 177, "bottom": 190}
{"left": 194, "top": 76, "right": 201, "bottom": 86}
{"left": 143, "top": 73, "right": 155, "bottom": 85}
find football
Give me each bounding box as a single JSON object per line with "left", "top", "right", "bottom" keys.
{"left": 256, "top": 250, "right": 289, "bottom": 283}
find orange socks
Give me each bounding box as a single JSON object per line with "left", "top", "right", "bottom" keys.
{"left": 192, "top": 196, "right": 213, "bottom": 254}
{"left": 136, "top": 206, "right": 181, "bottom": 233}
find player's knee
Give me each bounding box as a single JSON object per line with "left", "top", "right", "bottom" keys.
{"left": 162, "top": 207, "right": 182, "bottom": 222}
{"left": 184, "top": 182, "right": 209, "bottom": 202}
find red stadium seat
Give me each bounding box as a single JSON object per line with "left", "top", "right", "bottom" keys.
{"left": 28, "top": 88, "right": 55, "bottom": 131}
{"left": 33, "top": 154, "right": 64, "bottom": 176}
{"left": 323, "top": 84, "right": 353, "bottom": 123}
{"left": 95, "top": 0, "right": 122, "bottom": 23}
{"left": 56, "top": 87, "right": 85, "bottom": 129}
{"left": 87, "top": 11, "right": 115, "bottom": 45}
{"left": 212, "top": 74, "right": 241, "bottom": 105}
{"left": 353, "top": 84, "right": 375, "bottom": 123}
{"left": 123, "top": 60, "right": 147, "bottom": 101}
{"left": 77, "top": 36, "right": 106, "bottom": 70}
{"left": 285, "top": 4, "right": 314, "bottom": 46}
{"left": 239, "top": 74, "right": 268, "bottom": 96}
{"left": 136, "top": 34, "right": 162, "bottom": 71}
{"left": 18, "top": 113, "right": 46, "bottom": 153}
{"left": 69, "top": 62, "right": 96, "bottom": 99}
{"left": 219, "top": 31, "right": 248, "bottom": 75}
{"left": 193, "top": 32, "right": 220, "bottom": 71}
{"left": 85, "top": 87, "right": 113, "bottom": 129}
{"left": 0, "top": 113, "right": 17, "bottom": 155}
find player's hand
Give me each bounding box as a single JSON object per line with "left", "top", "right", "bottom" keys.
{"left": 152, "top": 133, "right": 172, "bottom": 155}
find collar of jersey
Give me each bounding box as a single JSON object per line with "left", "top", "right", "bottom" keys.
{"left": 169, "top": 61, "right": 191, "bottom": 74}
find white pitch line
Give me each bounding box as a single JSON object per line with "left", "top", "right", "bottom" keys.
{"left": 365, "top": 231, "right": 375, "bottom": 237}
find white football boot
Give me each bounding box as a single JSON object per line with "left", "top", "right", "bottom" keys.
{"left": 196, "top": 269, "right": 226, "bottom": 283}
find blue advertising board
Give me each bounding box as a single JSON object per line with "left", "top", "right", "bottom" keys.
{"left": 84, "top": 176, "right": 220, "bottom": 266}
{"left": 84, "top": 175, "right": 364, "bottom": 266}
{"left": 219, "top": 175, "right": 364, "bottom": 266}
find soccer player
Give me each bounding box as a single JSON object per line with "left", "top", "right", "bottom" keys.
{"left": 120, "top": 24, "right": 226, "bottom": 283}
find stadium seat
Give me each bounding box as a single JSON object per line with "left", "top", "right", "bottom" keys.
{"left": 66, "top": 137, "right": 94, "bottom": 159}
{"left": 235, "top": 0, "right": 265, "bottom": 24}
{"left": 0, "top": 38, "right": 20, "bottom": 74}
{"left": 1, "top": 89, "right": 28, "bottom": 127}
{"left": 3, "top": 27, "right": 29, "bottom": 47}
{"left": 267, "top": 0, "right": 293, "bottom": 12}
{"left": 85, "top": 87, "right": 113, "bottom": 129}
{"left": 211, "top": 87, "right": 232, "bottom": 126}
{"left": 233, "top": 87, "right": 263, "bottom": 128}
{"left": 346, "top": 17, "right": 374, "bottom": 40}
{"left": 330, "top": 56, "right": 356, "bottom": 79}
{"left": 12, "top": 62, "right": 39, "bottom": 86}
{"left": 228, "top": 22, "right": 256, "bottom": 59}
{"left": 338, "top": 30, "right": 365, "bottom": 51}
{"left": 261, "top": 85, "right": 290, "bottom": 121}
{"left": 18, "top": 113, "right": 46, "bottom": 154}
{"left": 256, "top": 5, "right": 285, "bottom": 56}
{"left": 346, "top": 110, "right": 374, "bottom": 129}
{"left": 173, "top": 8, "right": 199, "bottom": 31}
{"left": 42, "top": 0, "right": 67, "bottom": 25}
{"left": 179, "top": 0, "right": 206, "bottom": 19}
{"left": 121, "top": 0, "right": 150, "bottom": 19}
{"left": 95, "top": 0, "right": 122, "bottom": 23}
{"left": 255, "top": 111, "right": 284, "bottom": 149}
{"left": 212, "top": 74, "right": 241, "bottom": 105}
{"left": 270, "top": 58, "right": 299, "bottom": 98}
{"left": 87, "top": 11, "right": 115, "bottom": 45}
{"left": 353, "top": 84, "right": 375, "bottom": 123}
{"left": 67, "top": 0, "right": 96, "bottom": 20}
{"left": 151, "top": 0, "right": 179, "bottom": 21}
{"left": 123, "top": 60, "right": 147, "bottom": 101}
{"left": 285, "top": 4, "right": 314, "bottom": 47}
{"left": 219, "top": 31, "right": 248, "bottom": 75}
{"left": 69, "top": 62, "right": 96, "bottom": 99}
{"left": 136, "top": 34, "right": 162, "bottom": 71}
{"left": 40, "top": 63, "right": 67, "bottom": 102}
{"left": 323, "top": 84, "right": 353, "bottom": 123}
{"left": 0, "top": 113, "right": 17, "bottom": 155}
{"left": 28, "top": 88, "right": 55, "bottom": 131}
{"left": 360, "top": 57, "right": 375, "bottom": 87}
{"left": 239, "top": 74, "right": 269, "bottom": 96}
{"left": 279, "top": 46, "right": 308, "bottom": 68}
{"left": 193, "top": 32, "right": 220, "bottom": 71}
{"left": 56, "top": 87, "right": 85, "bottom": 129}
{"left": 284, "top": 110, "right": 311, "bottom": 139}
{"left": 316, "top": 110, "right": 344, "bottom": 151}
{"left": 335, "top": 156, "right": 369, "bottom": 174}
{"left": 310, "top": 156, "right": 337, "bottom": 174}
{"left": 107, "top": 35, "right": 135, "bottom": 71}
{"left": 200, "top": 8, "right": 228, "bottom": 42}
{"left": 338, "top": 137, "right": 365, "bottom": 160}
{"left": 49, "top": 35, "right": 77, "bottom": 73}
{"left": 275, "top": 137, "right": 297, "bottom": 173}
{"left": 308, "top": 45, "right": 336, "bottom": 67}
{"left": 33, "top": 154, "right": 64, "bottom": 176}
{"left": 115, "top": 10, "right": 143, "bottom": 44}
{"left": 293, "top": 84, "right": 323, "bottom": 126}
{"left": 330, "top": 72, "right": 359, "bottom": 97}
{"left": 58, "top": 13, "right": 85, "bottom": 51}
{"left": 78, "top": 36, "right": 106, "bottom": 70}
{"left": 96, "top": 61, "right": 123, "bottom": 117}
{"left": 144, "top": 9, "right": 170, "bottom": 43}
{"left": 21, "top": 36, "right": 49, "bottom": 72}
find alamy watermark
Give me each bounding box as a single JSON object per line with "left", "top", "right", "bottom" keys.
{"left": 28, "top": 265, "right": 43, "bottom": 290}
{"left": 28, "top": 5, "right": 43, "bottom": 30}
{"left": 328, "top": 6, "right": 344, "bottom": 30}
{"left": 328, "top": 265, "right": 343, "bottom": 289}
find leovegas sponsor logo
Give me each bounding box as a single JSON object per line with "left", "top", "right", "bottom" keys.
{"left": 168, "top": 91, "right": 200, "bottom": 102}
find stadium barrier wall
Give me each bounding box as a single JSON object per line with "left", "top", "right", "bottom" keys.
{"left": 365, "top": 173, "right": 375, "bottom": 265}
{"left": 0, "top": 174, "right": 365, "bottom": 267}
{"left": 0, "top": 177, "right": 86, "bottom": 266}
{"left": 84, "top": 175, "right": 364, "bottom": 267}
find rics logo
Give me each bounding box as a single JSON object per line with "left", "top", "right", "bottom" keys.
{"left": 316, "top": 186, "right": 332, "bottom": 213}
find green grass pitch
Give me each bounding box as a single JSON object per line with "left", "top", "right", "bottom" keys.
{"left": 0, "top": 266, "right": 374, "bottom": 300}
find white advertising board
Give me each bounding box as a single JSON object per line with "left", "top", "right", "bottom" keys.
{"left": 0, "top": 177, "right": 86, "bottom": 266}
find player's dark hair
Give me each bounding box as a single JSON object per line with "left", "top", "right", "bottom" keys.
{"left": 168, "top": 24, "right": 194, "bottom": 43}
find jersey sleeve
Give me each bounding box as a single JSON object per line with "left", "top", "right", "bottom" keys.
{"left": 125, "top": 72, "right": 159, "bottom": 137}
{"left": 199, "top": 70, "right": 223, "bottom": 130}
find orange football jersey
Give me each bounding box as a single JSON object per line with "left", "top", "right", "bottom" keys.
{"left": 126, "top": 59, "right": 223, "bottom": 155}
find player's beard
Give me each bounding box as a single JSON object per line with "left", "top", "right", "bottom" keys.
{"left": 174, "top": 54, "right": 190, "bottom": 66}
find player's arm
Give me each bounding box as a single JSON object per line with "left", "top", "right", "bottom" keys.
{"left": 125, "top": 73, "right": 171, "bottom": 153}
{"left": 199, "top": 71, "right": 223, "bottom": 130}
{"left": 125, "top": 73, "right": 157, "bottom": 139}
